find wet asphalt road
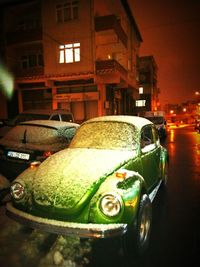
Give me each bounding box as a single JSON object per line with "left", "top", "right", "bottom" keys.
{"left": 132, "top": 125, "right": 200, "bottom": 267}
{"left": 0, "top": 125, "right": 199, "bottom": 267}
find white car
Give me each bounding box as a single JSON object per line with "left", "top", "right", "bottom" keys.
{"left": 0, "top": 109, "right": 74, "bottom": 138}
{"left": 0, "top": 120, "right": 79, "bottom": 181}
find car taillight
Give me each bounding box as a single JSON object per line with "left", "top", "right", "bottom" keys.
{"left": 43, "top": 151, "right": 53, "bottom": 158}
{"left": 30, "top": 161, "right": 41, "bottom": 169}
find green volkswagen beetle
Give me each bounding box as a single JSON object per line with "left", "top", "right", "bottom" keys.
{"left": 6, "top": 115, "right": 168, "bottom": 255}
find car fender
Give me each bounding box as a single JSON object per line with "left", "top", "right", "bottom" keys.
{"left": 88, "top": 169, "right": 148, "bottom": 224}
{"left": 117, "top": 169, "right": 148, "bottom": 224}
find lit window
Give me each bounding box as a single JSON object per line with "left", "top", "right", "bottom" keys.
{"left": 139, "top": 87, "right": 143, "bottom": 94}
{"left": 136, "top": 100, "right": 146, "bottom": 107}
{"left": 59, "top": 43, "right": 80, "bottom": 63}
{"left": 56, "top": 0, "right": 79, "bottom": 23}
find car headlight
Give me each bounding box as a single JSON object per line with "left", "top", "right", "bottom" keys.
{"left": 99, "top": 193, "right": 122, "bottom": 217}
{"left": 11, "top": 182, "right": 25, "bottom": 200}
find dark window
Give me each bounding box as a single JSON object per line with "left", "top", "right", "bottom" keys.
{"left": 61, "top": 114, "right": 73, "bottom": 122}
{"left": 29, "top": 55, "right": 37, "bottom": 67}
{"left": 21, "top": 54, "right": 44, "bottom": 69}
{"left": 51, "top": 114, "right": 60, "bottom": 121}
{"left": 56, "top": 0, "right": 79, "bottom": 23}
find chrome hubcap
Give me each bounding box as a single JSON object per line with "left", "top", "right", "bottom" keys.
{"left": 139, "top": 206, "right": 150, "bottom": 244}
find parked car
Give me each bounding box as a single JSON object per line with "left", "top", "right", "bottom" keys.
{"left": 144, "top": 111, "right": 167, "bottom": 140}
{"left": 0, "top": 120, "right": 79, "bottom": 181}
{"left": 6, "top": 115, "right": 168, "bottom": 256}
{"left": 0, "top": 109, "right": 74, "bottom": 138}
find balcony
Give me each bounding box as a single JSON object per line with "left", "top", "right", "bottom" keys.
{"left": 96, "top": 59, "right": 127, "bottom": 77}
{"left": 6, "top": 28, "right": 42, "bottom": 45}
{"left": 13, "top": 67, "right": 44, "bottom": 79}
{"left": 95, "top": 15, "right": 127, "bottom": 48}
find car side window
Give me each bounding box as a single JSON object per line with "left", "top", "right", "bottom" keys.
{"left": 61, "top": 114, "right": 74, "bottom": 122}
{"left": 141, "top": 126, "right": 155, "bottom": 151}
{"left": 50, "top": 114, "right": 60, "bottom": 121}
{"left": 152, "top": 126, "right": 160, "bottom": 145}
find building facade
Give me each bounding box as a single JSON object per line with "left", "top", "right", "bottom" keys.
{"left": 1, "top": 0, "right": 142, "bottom": 122}
{"left": 136, "top": 55, "right": 160, "bottom": 115}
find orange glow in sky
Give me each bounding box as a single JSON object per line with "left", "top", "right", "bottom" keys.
{"left": 130, "top": 0, "right": 200, "bottom": 108}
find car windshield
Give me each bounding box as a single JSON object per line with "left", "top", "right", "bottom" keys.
{"left": 146, "top": 116, "right": 164, "bottom": 124}
{"left": 70, "top": 121, "right": 138, "bottom": 150}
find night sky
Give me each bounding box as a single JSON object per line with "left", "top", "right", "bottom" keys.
{"left": 130, "top": 0, "right": 200, "bottom": 108}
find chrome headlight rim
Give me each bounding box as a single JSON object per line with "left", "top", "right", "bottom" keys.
{"left": 99, "top": 192, "right": 123, "bottom": 218}
{"left": 11, "top": 182, "right": 25, "bottom": 200}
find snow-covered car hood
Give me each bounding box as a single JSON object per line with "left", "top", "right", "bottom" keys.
{"left": 33, "top": 148, "right": 135, "bottom": 211}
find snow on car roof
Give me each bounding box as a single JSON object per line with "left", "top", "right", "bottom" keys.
{"left": 20, "top": 109, "right": 73, "bottom": 115}
{"left": 83, "top": 115, "right": 152, "bottom": 130}
{"left": 19, "top": 120, "right": 79, "bottom": 129}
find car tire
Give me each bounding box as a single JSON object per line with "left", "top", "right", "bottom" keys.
{"left": 123, "top": 194, "right": 152, "bottom": 257}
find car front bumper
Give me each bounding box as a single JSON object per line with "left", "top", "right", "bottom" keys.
{"left": 6, "top": 202, "right": 127, "bottom": 238}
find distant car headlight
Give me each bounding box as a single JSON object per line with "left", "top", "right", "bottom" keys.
{"left": 100, "top": 193, "right": 122, "bottom": 217}
{"left": 11, "top": 182, "right": 25, "bottom": 200}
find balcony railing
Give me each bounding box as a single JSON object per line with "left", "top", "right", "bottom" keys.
{"left": 95, "top": 15, "right": 127, "bottom": 48}
{"left": 96, "top": 59, "right": 127, "bottom": 77}
{"left": 6, "top": 28, "right": 42, "bottom": 45}
{"left": 13, "top": 67, "right": 44, "bottom": 78}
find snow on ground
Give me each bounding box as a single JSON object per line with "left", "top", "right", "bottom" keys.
{"left": 0, "top": 205, "right": 92, "bottom": 267}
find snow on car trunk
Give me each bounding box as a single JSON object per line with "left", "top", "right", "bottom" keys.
{"left": 32, "top": 148, "right": 133, "bottom": 213}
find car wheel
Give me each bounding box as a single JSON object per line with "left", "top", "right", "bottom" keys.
{"left": 123, "top": 194, "right": 152, "bottom": 257}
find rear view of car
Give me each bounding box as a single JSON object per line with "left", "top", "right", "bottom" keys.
{"left": 0, "top": 120, "right": 79, "bottom": 181}
{"left": 0, "top": 109, "right": 74, "bottom": 138}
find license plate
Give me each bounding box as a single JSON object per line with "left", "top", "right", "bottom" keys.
{"left": 7, "top": 151, "right": 30, "bottom": 160}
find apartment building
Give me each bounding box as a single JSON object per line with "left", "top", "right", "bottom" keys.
{"left": 1, "top": 0, "right": 142, "bottom": 122}
{"left": 136, "top": 55, "right": 160, "bottom": 115}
